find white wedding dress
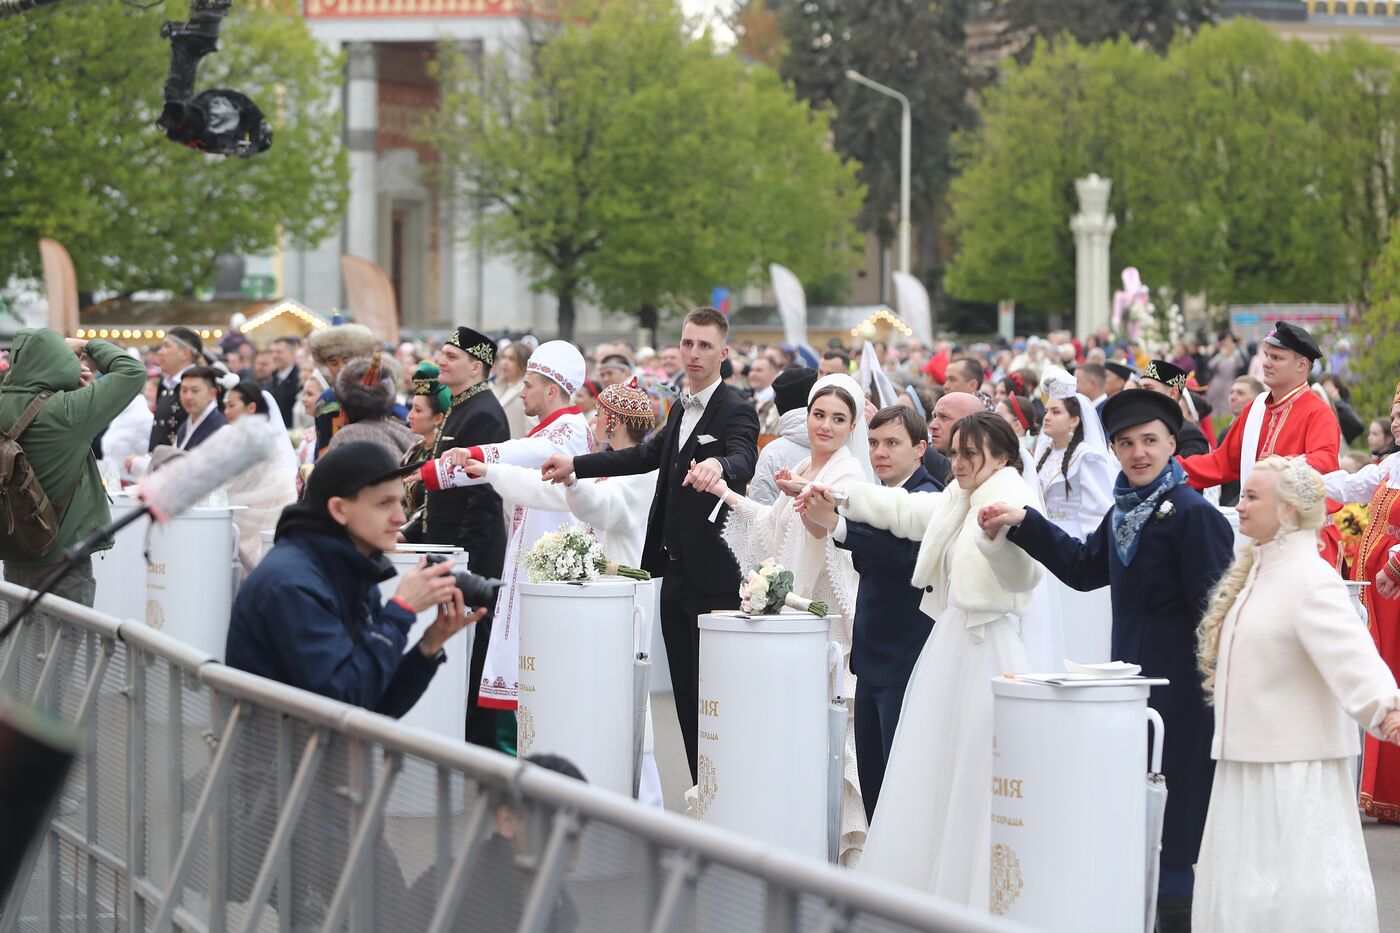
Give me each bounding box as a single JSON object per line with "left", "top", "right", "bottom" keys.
{"left": 1036, "top": 443, "right": 1114, "bottom": 665}
{"left": 843, "top": 466, "right": 1041, "bottom": 908}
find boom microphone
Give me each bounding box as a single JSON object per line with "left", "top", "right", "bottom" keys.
{"left": 0, "top": 415, "right": 276, "bottom": 642}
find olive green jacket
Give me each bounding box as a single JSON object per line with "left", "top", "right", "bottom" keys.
{"left": 0, "top": 331, "right": 146, "bottom": 568}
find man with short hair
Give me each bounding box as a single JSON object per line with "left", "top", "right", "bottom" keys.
{"left": 435, "top": 341, "right": 594, "bottom": 716}
{"left": 1077, "top": 362, "right": 1108, "bottom": 413}
{"left": 1180, "top": 321, "right": 1340, "bottom": 492}
{"left": 748, "top": 355, "right": 781, "bottom": 435}
{"left": 659, "top": 344, "right": 684, "bottom": 391}
{"left": 799, "top": 405, "right": 940, "bottom": 820}
{"left": 1139, "top": 360, "right": 1211, "bottom": 458}
{"left": 597, "top": 353, "right": 632, "bottom": 387}
{"left": 540, "top": 308, "right": 759, "bottom": 781}
{"left": 766, "top": 344, "right": 795, "bottom": 371}
{"left": 981, "top": 390, "right": 1234, "bottom": 931}
{"left": 1104, "top": 360, "right": 1135, "bottom": 398}
{"left": 148, "top": 325, "right": 203, "bottom": 450}
{"left": 175, "top": 367, "right": 228, "bottom": 450}
{"left": 921, "top": 391, "right": 980, "bottom": 484}
{"left": 253, "top": 348, "right": 275, "bottom": 384}
{"left": 941, "top": 357, "right": 983, "bottom": 395}
{"left": 819, "top": 349, "right": 850, "bottom": 377}
{"left": 264, "top": 335, "right": 301, "bottom": 425}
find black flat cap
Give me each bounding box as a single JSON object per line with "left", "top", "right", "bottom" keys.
{"left": 1101, "top": 389, "right": 1183, "bottom": 440}
{"left": 1105, "top": 360, "right": 1137, "bottom": 382}
{"left": 1262, "top": 321, "right": 1321, "bottom": 362}
{"left": 303, "top": 441, "right": 423, "bottom": 505}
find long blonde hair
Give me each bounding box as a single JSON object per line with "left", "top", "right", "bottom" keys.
{"left": 1196, "top": 456, "right": 1326, "bottom": 698}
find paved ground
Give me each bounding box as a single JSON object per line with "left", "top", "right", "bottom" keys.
{"left": 651, "top": 691, "right": 1400, "bottom": 929}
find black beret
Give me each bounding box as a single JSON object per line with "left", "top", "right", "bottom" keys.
{"left": 1262, "top": 321, "right": 1322, "bottom": 362}
{"left": 1101, "top": 389, "right": 1183, "bottom": 440}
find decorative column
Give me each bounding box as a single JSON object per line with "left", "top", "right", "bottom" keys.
{"left": 1069, "top": 174, "right": 1116, "bottom": 339}
{"left": 345, "top": 42, "right": 379, "bottom": 266}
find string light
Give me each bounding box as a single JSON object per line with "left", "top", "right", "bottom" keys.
{"left": 239, "top": 300, "right": 330, "bottom": 335}
{"left": 849, "top": 307, "right": 914, "bottom": 338}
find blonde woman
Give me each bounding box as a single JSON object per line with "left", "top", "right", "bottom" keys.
{"left": 1193, "top": 456, "right": 1400, "bottom": 932}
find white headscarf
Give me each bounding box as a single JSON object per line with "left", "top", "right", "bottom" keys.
{"left": 808, "top": 372, "right": 876, "bottom": 484}
{"left": 1033, "top": 365, "right": 1109, "bottom": 462}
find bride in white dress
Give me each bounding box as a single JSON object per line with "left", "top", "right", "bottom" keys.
{"left": 1034, "top": 367, "right": 1114, "bottom": 665}
{"left": 798, "top": 411, "right": 1042, "bottom": 906}
{"left": 690, "top": 372, "right": 874, "bottom": 865}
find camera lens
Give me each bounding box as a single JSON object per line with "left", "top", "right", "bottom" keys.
{"left": 425, "top": 554, "right": 502, "bottom": 611}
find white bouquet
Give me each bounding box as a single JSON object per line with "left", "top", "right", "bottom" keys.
{"left": 525, "top": 524, "right": 650, "bottom": 583}
{"left": 738, "top": 558, "right": 828, "bottom": 616}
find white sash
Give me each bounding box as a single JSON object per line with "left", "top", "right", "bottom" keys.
{"left": 1237, "top": 390, "right": 1271, "bottom": 489}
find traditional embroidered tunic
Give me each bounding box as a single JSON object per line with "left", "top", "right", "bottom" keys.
{"left": 428, "top": 407, "right": 594, "bottom": 710}
{"left": 1181, "top": 383, "right": 1340, "bottom": 490}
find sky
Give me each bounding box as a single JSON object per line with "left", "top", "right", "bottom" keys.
{"left": 681, "top": 0, "right": 736, "bottom": 43}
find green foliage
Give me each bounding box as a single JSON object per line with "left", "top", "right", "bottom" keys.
{"left": 997, "top": 0, "right": 1218, "bottom": 60}
{"left": 0, "top": 0, "right": 348, "bottom": 295}
{"left": 1354, "top": 218, "right": 1400, "bottom": 421}
{"left": 945, "top": 19, "right": 1400, "bottom": 324}
{"left": 779, "top": 0, "right": 975, "bottom": 250}
{"left": 426, "top": 0, "right": 862, "bottom": 339}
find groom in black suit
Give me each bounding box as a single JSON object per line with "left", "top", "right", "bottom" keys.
{"left": 542, "top": 307, "right": 759, "bottom": 782}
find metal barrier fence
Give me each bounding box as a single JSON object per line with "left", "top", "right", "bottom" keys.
{"left": 0, "top": 581, "right": 1031, "bottom": 933}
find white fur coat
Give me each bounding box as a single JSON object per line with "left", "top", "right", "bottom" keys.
{"left": 842, "top": 465, "right": 1042, "bottom": 635}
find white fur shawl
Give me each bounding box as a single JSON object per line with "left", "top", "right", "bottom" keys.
{"left": 843, "top": 465, "right": 1042, "bottom": 633}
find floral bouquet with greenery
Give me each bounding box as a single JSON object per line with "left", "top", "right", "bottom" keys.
{"left": 525, "top": 524, "right": 650, "bottom": 583}
{"left": 1334, "top": 503, "right": 1369, "bottom": 564}
{"left": 739, "top": 559, "right": 827, "bottom": 616}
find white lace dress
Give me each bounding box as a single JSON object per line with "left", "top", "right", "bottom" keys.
{"left": 1036, "top": 443, "right": 1114, "bottom": 665}
{"left": 721, "top": 445, "right": 869, "bottom": 865}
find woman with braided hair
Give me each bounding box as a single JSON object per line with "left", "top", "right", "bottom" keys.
{"left": 1034, "top": 367, "right": 1114, "bottom": 664}
{"left": 1193, "top": 456, "right": 1400, "bottom": 932}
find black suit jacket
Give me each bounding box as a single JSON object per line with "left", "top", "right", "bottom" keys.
{"left": 176, "top": 409, "right": 228, "bottom": 450}
{"left": 574, "top": 380, "right": 759, "bottom": 592}
{"left": 264, "top": 364, "right": 300, "bottom": 427}
{"left": 149, "top": 376, "right": 188, "bottom": 451}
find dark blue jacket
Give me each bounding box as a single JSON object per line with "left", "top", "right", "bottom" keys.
{"left": 1006, "top": 483, "right": 1233, "bottom": 866}
{"left": 837, "top": 465, "right": 943, "bottom": 687}
{"left": 226, "top": 526, "right": 441, "bottom": 718}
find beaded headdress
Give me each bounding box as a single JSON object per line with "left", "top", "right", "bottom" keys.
{"left": 411, "top": 362, "right": 452, "bottom": 414}
{"left": 598, "top": 377, "right": 657, "bottom": 429}
{"left": 445, "top": 326, "right": 496, "bottom": 368}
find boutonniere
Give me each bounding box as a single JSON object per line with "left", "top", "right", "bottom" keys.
{"left": 1154, "top": 501, "right": 1176, "bottom": 521}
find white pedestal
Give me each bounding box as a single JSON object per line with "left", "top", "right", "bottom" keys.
{"left": 93, "top": 496, "right": 149, "bottom": 622}
{"left": 144, "top": 507, "right": 239, "bottom": 661}
{"left": 517, "top": 579, "right": 640, "bottom": 798}
{"left": 381, "top": 546, "right": 472, "bottom": 818}
{"left": 990, "top": 678, "right": 1155, "bottom": 931}
{"left": 696, "top": 611, "right": 831, "bottom": 861}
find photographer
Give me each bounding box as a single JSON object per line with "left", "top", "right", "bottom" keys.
{"left": 226, "top": 441, "right": 485, "bottom": 715}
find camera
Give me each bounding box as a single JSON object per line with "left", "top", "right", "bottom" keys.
{"left": 425, "top": 554, "right": 503, "bottom": 611}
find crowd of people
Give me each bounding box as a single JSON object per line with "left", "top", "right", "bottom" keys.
{"left": 5, "top": 307, "right": 1400, "bottom": 931}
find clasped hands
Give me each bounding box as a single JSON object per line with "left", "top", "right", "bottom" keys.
{"left": 439, "top": 448, "right": 489, "bottom": 478}
{"left": 681, "top": 458, "right": 727, "bottom": 497}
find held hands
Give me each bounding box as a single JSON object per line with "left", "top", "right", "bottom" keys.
{"left": 977, "top": 502, "right": 1027, "bottom": 540}
{"left": 440, "top": 449, "right": 488, "bottom": 478}
{"left": 540, "top": 454, "right": 576, "bottom": 485}
{"left": 1384, "top": 709, "right": 1400, "bottom": 746}
{"left": 794, "top": 483, "right": 840, "bottom": 531}
{"left": 773, "top": 468, "right": 808, "bottom": 499}
{"left": 683, "top": 458, "right": 726, "bottom": 497}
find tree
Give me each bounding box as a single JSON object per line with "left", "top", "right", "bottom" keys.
{"left": 779, "top": 0, "right": 976, "bottom": 295}
{"left": 997, "top": 0, "right": 1219, "bottom": 61}
{"left": 944, "top": 20, "right": 1379, "bottom": 325}
{"left": 728, "top": 0, "right": 787, "bottom": 66}
{"left": 0, "top": 0, "right": 348, "bottom": 296}
{"left": 1354, "top": 218, "right": 1400, "bottom": 420}
{"left": 427, "top": 0, "right": 862, "bottom": 339}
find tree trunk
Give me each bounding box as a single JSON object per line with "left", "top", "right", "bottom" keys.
{"left": 639, "top": 303, "right": 658, "bottom": 333}
{"left": 557, "top": 288, "right": 577, "bottom": 342}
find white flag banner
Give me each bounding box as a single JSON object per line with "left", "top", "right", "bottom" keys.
{"left": 892, "top": 271, "right": 934, "bottom": 348}
{"left": 769, "top": 263, "right": 808, "bottom": 350}
{"left": 856, "top": 340, "right": 899, "bottom": 410}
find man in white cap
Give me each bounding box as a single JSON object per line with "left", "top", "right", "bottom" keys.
{"left": 431, "top": 340, "right": 594, "bottom": 719}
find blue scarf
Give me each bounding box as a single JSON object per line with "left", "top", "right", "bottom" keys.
{"left": 1110, "top": 459, "right": 1185, "bottom": 567}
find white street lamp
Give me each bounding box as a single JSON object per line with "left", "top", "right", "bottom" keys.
{"left": 845, "top": 69, "right": 911, "bottom": 277}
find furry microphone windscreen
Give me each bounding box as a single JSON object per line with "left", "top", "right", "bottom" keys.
{"left": 137, "top": 416, "right": 277, "bottom": 521}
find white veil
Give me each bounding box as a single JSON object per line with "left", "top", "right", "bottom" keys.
{"left": 1032, "top": 366, "right": 1109, "bottom": 463}
{"left": 1017, "top": 446, "right": 1066, "bottom": 672}
{"left": 810, "top": 373, "right": 876, "bottom": 483}
{"left": 258, "top": 388, "right": 300, "bottom": 477}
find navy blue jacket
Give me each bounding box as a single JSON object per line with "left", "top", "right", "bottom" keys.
{"left": 837, "top": 465, "right": 943, "bottom": 687}
{"left": 226, "top": 527, "right": 441, "bottom": 718}
{"left": 1006, "top": 483, "right": 1233, "bottom": 866}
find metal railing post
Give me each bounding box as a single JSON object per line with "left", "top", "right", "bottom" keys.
{"left": 424, "top": 785, "right": 494, "bottom": 933}
{"left": 148, "top": 701, "right": 245, "bottom": 933}
{"left": 318, "top": 751, "right": 403, "bottom": 933}
{"left": 125, "top": 646, "right": 150, "bottom": 932}
{"left": 646, "top": 851, "right": 698, "bottom": 933}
